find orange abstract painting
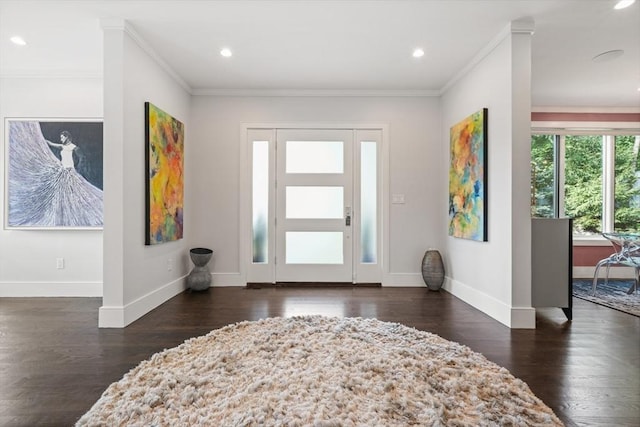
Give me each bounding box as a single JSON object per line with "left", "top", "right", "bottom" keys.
{"left": 145, "top": 102, "right": 184, "bottom": 245}
{"left": 448, "top": 108, "right": 487, "bottom": 241}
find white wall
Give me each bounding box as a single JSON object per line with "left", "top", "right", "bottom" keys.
{"left": 189, "top": 96, "right": 443, "bottom": 286}
{"left": 440, "top": 22, "right": 535, "bottom": 328}
{"left": 99, "top": 22, "right": 191, "bottom": 327}
{"left": 0, "top": 77, "right": 103, "bottom": 296}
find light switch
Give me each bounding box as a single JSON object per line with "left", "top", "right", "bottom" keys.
{"left": 392, "top": 194, "right": 405, "bottom": 204}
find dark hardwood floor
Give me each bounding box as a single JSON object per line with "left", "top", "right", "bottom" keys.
{"left": 1, "top": 287, "right": 638, "bottom": 426}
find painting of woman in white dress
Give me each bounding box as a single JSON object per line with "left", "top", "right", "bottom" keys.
{"left": 6, "top": 119, "right": 103, "bottom": 228}
{"left": 46, "top": 130, "right": 77, "bottom": 169}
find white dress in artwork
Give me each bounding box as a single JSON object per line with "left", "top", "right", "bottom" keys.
{"left": 59, "top": 142, "right": 77, "bottom": 169}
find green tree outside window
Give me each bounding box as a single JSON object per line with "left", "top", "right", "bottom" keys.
{"left": 530, "top": 134, "right": 640, "bottom": 234}
{"left": 564, "top": 135, "right": 602, "bottom": 234}
{"left": 614, "top": 135, "right": 640, "bottom": 232}
{"left": 531, "top": 135, "right": 555, "bottom": 218}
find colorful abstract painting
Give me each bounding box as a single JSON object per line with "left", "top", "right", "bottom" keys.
{"left": 5, "top": 119, "right": 103, "bottom": 229}
{"left": 448, "top": 108, "right": 488, "bottom": 241}
{"left": 145, "top": 102, "right": 184, "bottom": 245}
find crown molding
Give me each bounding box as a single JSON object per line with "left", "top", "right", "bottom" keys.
{"left": 439, "top": 18, "right": 535, "bottom": 96}
{"left": 0, "top": 70, "right": 102, "bottom": 79}
{"left": 100, "top": 18, "right": 192, "bottom": 95}
{"left": 191, "top": 88, "right": 440, "bottom": 97}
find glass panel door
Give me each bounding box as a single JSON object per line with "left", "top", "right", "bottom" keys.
{"left": 275, "top": 129, "right": 353, "bottom": 282}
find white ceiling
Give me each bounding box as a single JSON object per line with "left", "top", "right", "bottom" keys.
{"left": 1, "top": 0, "right": 639, "bottom": 107}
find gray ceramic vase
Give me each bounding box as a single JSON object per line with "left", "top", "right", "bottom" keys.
{"left": 421, "top": 249, "right": 444, "bottom": 291}
{"left": 187, "top": 248, "right": 213, "bottom": 291}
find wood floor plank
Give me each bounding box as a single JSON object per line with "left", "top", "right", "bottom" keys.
{"left": 0, "top": 287, "right": 638, "bottom": 426}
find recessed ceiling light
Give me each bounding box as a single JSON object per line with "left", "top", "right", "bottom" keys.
{"left": 412, "top": 48, "right": 425, "bottom": 58}
{"left": 220, "top": 48, "right": 232, "bottom": 58}
{"left": 592, "top": 49, "right": 624, "bottom": 62}
{"left": 10, "top": 36, "right": 27, "bottom": 46}
{"left": 614, "top": 0, "right": 635, "bottom": 9}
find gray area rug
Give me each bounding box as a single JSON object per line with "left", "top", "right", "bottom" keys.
{"left": 76, "top": 316, "right": 562, "bottom": 426}
{"left": 573, "top": 279, "right": 640, "bottom": 317}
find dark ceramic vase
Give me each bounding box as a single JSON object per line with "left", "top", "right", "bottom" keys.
{"left": 187, "top": 248, "right": 213, "bottom": 291}
{"left": 421, "top": 249, "right": 444, "bottom": 291}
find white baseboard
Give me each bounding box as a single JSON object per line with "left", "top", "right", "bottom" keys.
{"left": 211, "top": 272, "right": 245, "bottom": 287}
{"left": 382, "top": 273, "right": 425, "bottom": 287}
{"left": 211, "top": 272, "right": 427, "bottom": 287}
{"left": 99, "top": 276, "right": 187, "bottom": 328}
{"left": 510, "top": 306, "right": 536, "bottom": 329}
{"left": 442, "top": 277, "right": 535, "bottom": 329}
{"left": 97, "top": 305, "right": 124, "bottom": 328}
{"left": 0, "top": 281, "right": 102, "bottom": 297}
{"left": 208, "top": 272, "right": 426, "bottom": 287}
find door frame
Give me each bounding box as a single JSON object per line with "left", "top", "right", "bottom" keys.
{"left": 240, "top": 123, "right": 389, "bottom": 285}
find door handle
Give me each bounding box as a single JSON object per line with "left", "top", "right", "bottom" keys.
{"left": 345, "top": 207, "right": 351, "bottom": 227}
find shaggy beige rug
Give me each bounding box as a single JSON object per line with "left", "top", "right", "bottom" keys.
{"left": 77, "top": 316, "right": 563, "bottom": 426}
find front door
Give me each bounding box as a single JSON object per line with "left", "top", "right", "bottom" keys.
{"left": 275, "top": 129, "right": 353, "bottom": 282}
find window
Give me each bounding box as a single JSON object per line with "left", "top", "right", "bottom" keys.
{"left": 614, "top": 135, "right": 640, "bottom": 231}
{"left": 564, "top": 135, "right": 603, "bottom": 234}
{"left": 360, "top": 141, "right": 377, "bottom": 263}
{"left": 285, "top": 186, "right": 343, "bottom": 219}
{"left": 252, "top": 141, "right": 269, "bottom": 263}
{"left": 285, "top": 141, "right": 343, "bottom": 174}
{"left": 531, "top": 133, "right": 640, "bottom": 235}
{"left": 530, "top": 134, "right": 556, "bottom": 218}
